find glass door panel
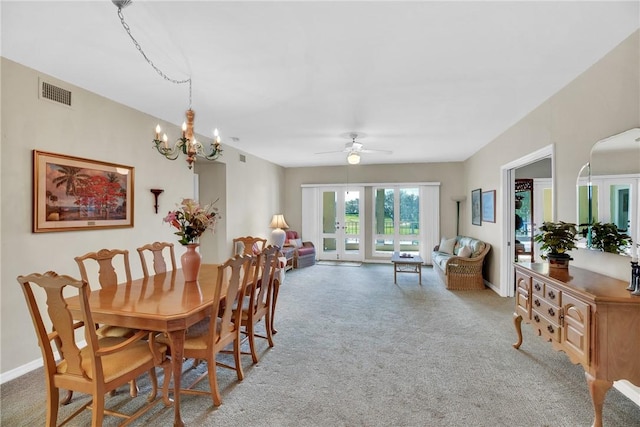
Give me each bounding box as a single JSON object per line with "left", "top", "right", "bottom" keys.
{"left": 319, "top": 187, "right": 363, "bottom": 261}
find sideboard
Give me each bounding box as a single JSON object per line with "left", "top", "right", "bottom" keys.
{"left": 513, "top": 262, "right": 640, "bottom": 427}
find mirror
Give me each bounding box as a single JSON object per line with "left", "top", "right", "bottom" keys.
{"left": 577, "top": 128, "right": 640, "bottom": 256}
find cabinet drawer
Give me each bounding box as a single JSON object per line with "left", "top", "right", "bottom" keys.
{"left": 532, "top": 311, "right": 561, "bottom": 342}
{"left": 532, "top": 278, "right": 545, "bottom": 298}
{"left": 532, "top": 295, "right": 561, "bottom": 324}
{"left": 543, "top": 283, "right": 561, "bottom": 306}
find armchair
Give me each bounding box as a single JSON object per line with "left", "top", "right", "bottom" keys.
{"left": 285, "top": 231, "right": 316, "bottom": 268}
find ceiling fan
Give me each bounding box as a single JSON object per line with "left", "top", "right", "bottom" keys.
{"left": 315, "top": 132, "right": 392, "bottom": 164}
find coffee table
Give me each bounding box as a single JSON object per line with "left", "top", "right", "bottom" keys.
{"left": 391, "top": 252, "right": 423, "bottom": 285}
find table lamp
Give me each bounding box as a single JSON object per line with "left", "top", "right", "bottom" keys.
{"left": 269, "top": 214, "right": 289, "bottom": 248}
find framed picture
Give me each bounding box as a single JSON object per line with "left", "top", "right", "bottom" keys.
{"left": 33, "top": 150, "right": 134, "bottom": 233}
{"left": 471, "top": 188, "right": 482, "bottom": 226}
{"left": 482, "top": 190, "right": 496, "bottom": 223}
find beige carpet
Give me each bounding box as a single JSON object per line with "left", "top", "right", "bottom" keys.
{"left": 3, "top": 264, "right": 640, "bottom": 426}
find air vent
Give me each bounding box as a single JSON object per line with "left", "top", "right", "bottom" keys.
{"left": 239, "top": 154, "right": 246, "bottom": 163}
{"left": 40, "top": 79, "right": 72, "bottom": 106}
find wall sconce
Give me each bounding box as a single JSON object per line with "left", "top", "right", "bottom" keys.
{"left": 150, "top": 189, "right": 164, "bottom": 214}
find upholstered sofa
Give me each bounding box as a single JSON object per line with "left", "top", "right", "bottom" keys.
{"left": 285, "top": 231, "right": 316, "bottom": 268}
{"left": 432, "top": 236, "right": 491, "bottom": 290}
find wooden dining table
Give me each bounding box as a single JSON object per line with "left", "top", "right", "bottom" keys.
{"left": 66, "top": 264, "right": 223, "bottom": 427}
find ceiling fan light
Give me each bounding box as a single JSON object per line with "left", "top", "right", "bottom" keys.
{"left": 347, "top": 151, "right": 360, "bottom": 165}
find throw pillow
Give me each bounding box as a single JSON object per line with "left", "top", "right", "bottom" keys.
{"left": 294, "top": 238, "right": 303, "bottom": 248}
{"left": 458, "top": 245, "right": 472, "bottom": 258}
{"left": 439, "top": 237, "right": 456, "bottom": 255}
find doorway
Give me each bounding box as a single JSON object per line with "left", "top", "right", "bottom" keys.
{"left": 500, "top": 145, "right": 555, "bottom": 297}
{"left": 318, "top": 187, "right": 364, "bottom": 262}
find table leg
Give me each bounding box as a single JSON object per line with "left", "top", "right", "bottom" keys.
{"left": 418, "top": 264, "right": 422, "bottom": 285}
{"left": 394, "top": 264, "right": 397, "bottom": 284}
{"left": 585, "top": 372, "right": 612, "bottom": 427}
{"left": 166, "top": 329, "right": 186, "bottom": 427}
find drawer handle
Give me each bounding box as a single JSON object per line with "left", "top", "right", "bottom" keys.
{"left": 547, "top": 325, "right": 555, "bottom": 334}
{"left": 534, "top": 299, "right": 541, "bottom": 307}
{"left": 548, "top": 291, "right": 556, "bottom": 300}
{"left": 534, "top": 283, "right": 541, "bottom": 291}
{"left": 534, "top": 314, "right": 540, "bottom": 323}
{"left": 548, "top": 308, "right": 555, "bottom": 316}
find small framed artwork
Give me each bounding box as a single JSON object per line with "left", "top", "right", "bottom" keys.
{"left": 33, "top": 150, "right": 135, "bottom": 233}
{"left": 482, "top": 190, "right": 496, "bottom": 223}
{"left": 471, "top": 188, "right": 482, "bottom": 226}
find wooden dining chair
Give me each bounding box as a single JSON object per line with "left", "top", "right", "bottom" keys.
{"left": 74, "top": 248, "right": 139, "bottom": 397}
{"left": 137, "top": 241, "right": 176, "bottom": 278}
{"left": 160, "top": 254, "right": 252, "bottom": 406}
{"left": 233, "top": 236, "right": 267, "bottom": 256}
{"left": 239, "top": 245, "right": 278, "bottom": 363}
{"left": 17, "top": 271, "right": 170, "bottom": 427}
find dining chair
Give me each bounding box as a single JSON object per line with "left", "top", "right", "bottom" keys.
{"left": 160, "top": 254, "right": 252, "bottom": 406}
{"left": 17, "top": 271, "right": 170, "bottom": 427}
{"left": 233, "top": 236, "right": 267, "bottom": 256}
{"left": 137, "top": 241, "right": 176, "bottom": 278}
{"left": 239, "top": 245, "right": 278, "bottom": 363}
{"left": 74, "top": 248, "right": 139, "bottom": 397}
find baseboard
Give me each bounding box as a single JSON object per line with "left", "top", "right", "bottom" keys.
{"left": 614, "top": 380, "right": 640, "bottom": 406}
{"left": 0, "top": 358, "right": 43, "bottom": 384}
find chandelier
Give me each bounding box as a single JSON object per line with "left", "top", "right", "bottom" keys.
{"left": 153, "top": 109, "right": 222, "bottom": 169}
{"left": 113, "top": 0, "right": 223, "bottom": 169}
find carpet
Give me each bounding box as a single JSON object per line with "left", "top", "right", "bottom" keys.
{"left": 4, "top": 263, "right": 640, "bottom": 426}
{"left": 316, "top": 261, "right": 362, "bottom": 267}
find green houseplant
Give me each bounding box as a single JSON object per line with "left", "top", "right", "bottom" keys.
{"left": 533, "top": 221, "right": 578, "bottom": 268}
{"left": 589, "top": 222, "right": 631, "bottom": 254}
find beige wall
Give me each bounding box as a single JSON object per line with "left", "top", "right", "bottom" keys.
{"left": 0, "top": 58, "right": 284, "bottom": 378}
{"left": 283, "top": 162, "right": 465, "bottom": 250}
{"left": 464, "top": 30, "right": 639, "bottom": 285}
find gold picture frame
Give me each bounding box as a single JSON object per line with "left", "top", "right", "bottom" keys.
{"left": 33, "top": 150, "right": 134, "bottom": 233}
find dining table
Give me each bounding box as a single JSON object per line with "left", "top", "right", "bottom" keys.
{"left": 66, "top": 264, "right": 223, "bottom": 427}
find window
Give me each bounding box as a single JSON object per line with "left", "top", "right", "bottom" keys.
{"left": 373, "top": 187, "right": 420, "bottom": 255}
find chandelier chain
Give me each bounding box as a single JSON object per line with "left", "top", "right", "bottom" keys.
{"left": 116, "top": 7, "right": 192, "bottom": 108}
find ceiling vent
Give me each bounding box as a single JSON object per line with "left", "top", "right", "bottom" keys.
{"left": 39, "top": 79, "right": 72, "bottom": 107}
{"left": 239, "top": 154, "right": 246, "bottom": 163}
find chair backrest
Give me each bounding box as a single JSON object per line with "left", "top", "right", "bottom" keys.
{"left": 247, "top": 245, "right": 279, "bottom": 319}
{"left": 75, "top": 248, "right": 132, "bottom": 289}
{"left": 210, "top": 255, "right": 252, "bottom": 348}
{"left": 233, "top": 236, "right": 267, "bottom": 256}
{"left": 137, "top": 241, "right": 177, "bottom": 277}
{"left": 17, "top": 271, "right": 100, "bottom": 383}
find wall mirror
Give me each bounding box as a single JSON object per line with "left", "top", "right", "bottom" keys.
{"left": 577, "top": 128, "right": 640, "bottom": 256}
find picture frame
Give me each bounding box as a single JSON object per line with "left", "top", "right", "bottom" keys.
{"left": 33, "top": 150, "right": 134, "bottom": 233}
{"left": 481, "top": 190, "right": 496, "bottom": 223}
{"left": 471, "top": 188, "right": 482, "bottom": 226}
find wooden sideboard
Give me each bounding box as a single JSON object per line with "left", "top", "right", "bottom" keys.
{"left": 513, "top": 262, "right": 640, "bottom": 427}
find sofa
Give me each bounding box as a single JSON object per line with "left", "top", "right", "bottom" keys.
{"left": 432, "top": 236, "right": 491, "bottom": 290}
{"left": 285, "top": 231, "right": 316, "bottom": 268}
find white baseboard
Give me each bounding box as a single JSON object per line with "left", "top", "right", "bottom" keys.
{"left": 614, "top": 380, "right": 640, "bottom": 406}
{"left": 0, "top": 358, "right": 43, "bottom": 384}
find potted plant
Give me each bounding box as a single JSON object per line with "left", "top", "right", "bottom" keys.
{"left": 533, "top": 221, "right": 578, "bottom": 269}
{"left": 590, "top": 222, "right": 631, "bottom": 254}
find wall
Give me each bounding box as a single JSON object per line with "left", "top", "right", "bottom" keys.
{"left": 283, "top": 162, "right": 465, "bottom": 259}
{"left": 464, "top": 30, "right": 639, "bottom": 285}
{"left": 0, "top": 58, "right": 285, "bottom": 379}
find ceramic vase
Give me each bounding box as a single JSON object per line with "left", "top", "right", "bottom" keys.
{"left": 181, "top": 243, "right": 202, "bottom": 282}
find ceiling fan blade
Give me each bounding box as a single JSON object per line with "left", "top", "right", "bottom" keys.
{"left": 314, "top": 149, "right": 347, "bottom": 155}
{"left": 360, "top": 149, "right": 393, "bottom": 155}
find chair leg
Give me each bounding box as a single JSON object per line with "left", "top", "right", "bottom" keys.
{"left": 60, "top": 389, "right": 73, "bottom": 405}
{"left": 234, "top": 335, "right": 245, "bottom": 381}
{"left": 147, "top": 368, "right": 158, "bottom": 402}
{"left": 47, "top": 385, "right": 59, "bottom": 427}
{"left": 248, "top": 322, "right": 259, "bottom": 364}
{"left": 91, "top": 394, "right": 105, "bottom": 427}
{"left": 208, "top": 356, "right": 222, "bottom": 406}
{"left": 265, "top": 311, "right": 275, "bottom": 348}
{"left": 129, "top": 379, "right": 138, "bottom": 397}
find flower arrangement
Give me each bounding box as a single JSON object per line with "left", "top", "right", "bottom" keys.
{"left": 163, "top": 198, "right": 220, "bottom": 245}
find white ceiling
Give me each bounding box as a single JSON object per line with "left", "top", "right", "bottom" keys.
{"left": 2, "top": 1, "right": 639, "bottom": 167}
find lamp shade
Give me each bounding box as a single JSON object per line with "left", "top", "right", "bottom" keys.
{"left": 269, "top": 214, "right": 289, "bottom": 248}
{"left": 269, "top": 214, "right": 289, "bottom": 229}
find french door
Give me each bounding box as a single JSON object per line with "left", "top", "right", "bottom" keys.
{"left": 318, "top": 187, "right": 363, "bottom": 261}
